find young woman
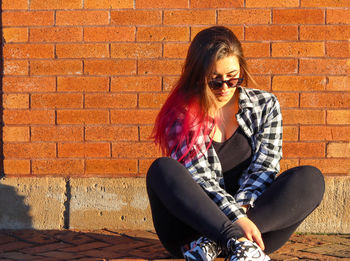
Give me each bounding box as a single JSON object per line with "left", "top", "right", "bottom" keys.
{"left": 146, "top": 26, "right": 325, "bottom": 261}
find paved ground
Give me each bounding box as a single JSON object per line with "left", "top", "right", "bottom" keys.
{"left": 0, "top": 229, "right": 349, "bottom": 260}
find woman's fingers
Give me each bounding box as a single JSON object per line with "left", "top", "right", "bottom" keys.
{"left": 234, "top": 217, "right": 265, "bottom": 250}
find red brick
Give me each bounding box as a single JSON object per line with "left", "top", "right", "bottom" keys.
{"left": 111, "top": 43, "right": 161, "bottom": 58}
{"left": 300, "top": 126, "right": 350, "bottom": 141}
{"left": 3, "top": 110, "right": 55, "bottom": 124}
{"left": 31, "top": 126, "right": 83, "bottom": 142}
{"left": 3, "top": 11, "right": 54, "bottom": 26}
{"left": 86, "top": 159, "right": 137, "bottom": 174}
{"left": 136, "top": 0, "right": 188, "bottom": 8}
{"left": 30, "top": 27, "right": 83, "bottom": 42}
{"left": 57, "top": 77, "right": 109, "bottom": 92}
{"left": 84, "top": 60, "right": 136, "bottom": 76}
{"left": 3, "top": 28, "right": 28, "bottom": 43}
{"left": 30, "top": 60, "right": 83, "bottom": 76}
{"left": 56, "top": 44, "right": 109, "bottom": 58}
{"left": 272, "top": 76, "right": 326, "bottom": 91}
{"left": 327, "top": 110, "right": 350, "bottom": 124}
{"left": 218, "top": 9, "right": 271, "bottom": 25}
{"left": 242, "top": 42, "right": 270, "bottom": 58}
{"left": 247, "top": 59, "right": 297, "bottom": 74}
{"left": 84, "top": 27, "right": 135, "bottom": 42}
{"left": 4, "top": 60, "right": 28, "bottom": 75}
{"left": 280, "top": 159, "right": 299, "bottom": 173}
{"left": 138, "top": 59, "right": 183, "bottom": 75}
{"left": 139, "top": 159, "right": 155, "bottom": 174}
{"left": 57, "top": 110, "right": 109, "bottom": 124}
{"left": 326, "top": 42, "right": 350, "bottom": 58}
{"left": 245, "top": 25, "right": 298, "bottom": 41}
{"left": 327, "top": 142, "right": 350, "bottom": 158}
{"left": 137, "top": 27, "right": 189, "bottom": 42}
{"left": 326, "top": 76, "right": 349, "bottom": 91}
{"left": 112, "top": 142, "right": 161, "bottom": 158}
{"left": 2, "top": 0, "right": 28, "bottom": 9}
{"left": 300, "top": 93, "right": 350, "bottom": 108}
{"left": 282, "top": 109, "right": 325, "bottom": 124}
{"left": 163, "top": 76, "right": 179, "bottom": 91}
{"left": 56, "top": 11, "right": 109, "bottom": 25}
{"left": 32, "top": 159, "right": 84, "bottom": 175}
{"left": 3, "top": 127, "right": 30, "bottom": 142}
{"left": 301, "top": 0, "right": 350, "bottom": 7}
{"left": 191, "top": 0, "right": 243, "bottom": 8}
{"left": 273, "top": 9, "right": 325, "bottom": 24}
{"left": 139, "top": 93, "right": 169, "bottom": 108}
{"left": 300, "top": 159, "right": 350, "bottom": 174}
{"left": 58, "top": 143, "right": 110, "bottom": 158}
{"left": 272, "top": 42, "right": 324, "bottom": 57}
{"left": 3, "top": 94, "right": 29, "bottom": 109}
{"left": 283, "top": 126, "right": 299, "bottom": 141}
{"left": 84, "top": 0, "right": 133, "bottom": 8}
{"left": 327, "top": 9, "right": 350, "bottom": 24}
{"left": 111, "top": 77, "right": 161, "bottom": 92}
{"left": 140, "top": 126, "right": 153, "bottom": 141}
{"left": 247, "top": 76, "right": 271, "bottom": 91}
{"left": 4, "top": 43, "right": 54, "bottom": 59}
{"left": 4, "top": 160, "right": 30, "bottom": 175}
{"left": 85, "top": 93, "right": 137, "bottom": 108}
{"left": 300, "top": 25, "right": 350, "bottom": 40}
{"left": 111, "top": 110, "right": 158, "bottom": 124}
{"left": 283, "top": 142, "right": 325, "bottom": 158}
{"left": 274, "top": 92, "right": 299, "bottom": 108}
{"left": 31, "top": 0, "right": 81, "bottom": 9}
{"left": 164, "top": 43, "right": 190, "bottom": 58}
{"left": 85, "top": 126, "right": 138, "bottom": 141}
{"left": 246, "top": 0, "right": 299, "bottom": 7}
{"left": 164, "top": 10, "right": 216, "bottom": 25}
{"left": 111, "top": 10, "right": 162, "bottom": 25}
{"left": 4, "top": 143, "right": 56, "bottom": 159}
{"left": 300, "top": 59, "right": 349, "bottom": 74}
{"left": 31, "top": 93, "right": 83, "bottom": 108}
{"left": 191, "top": 26, "right": 244, "bottom": 41}
{"left": 3, "top": 77, "right": 56, "bottom": 92}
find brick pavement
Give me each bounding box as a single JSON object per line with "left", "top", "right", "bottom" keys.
{"left": 0, "top": 229, "right": 349, "bottom": 260}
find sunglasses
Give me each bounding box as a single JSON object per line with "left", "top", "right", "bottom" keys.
{"left": 208, "top": 77, "right": 244, "bottom": 90}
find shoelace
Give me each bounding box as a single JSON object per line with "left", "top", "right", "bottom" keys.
{"left": 197, "top": 238, "right": 220, "bottom": 259}
{"left": 224, "top": 241, "right": 255, "bottom": 261}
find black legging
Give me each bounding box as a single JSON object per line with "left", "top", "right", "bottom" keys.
{"left": 146, "top": 157, "right": 325, "bottom": 257}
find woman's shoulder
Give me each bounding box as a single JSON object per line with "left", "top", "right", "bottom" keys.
{"left": 240, "top": 87, "right": 279, "bottom": 108}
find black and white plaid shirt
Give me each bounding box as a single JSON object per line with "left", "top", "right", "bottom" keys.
{"left": 169, "top": 87, "right": 283, "bottom": 222}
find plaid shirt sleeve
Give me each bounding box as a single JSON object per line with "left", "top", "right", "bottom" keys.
{"left": 235, "top": 92, "right": 283, "bottom": 207}
{"left": 168, "top": 121, "right": 246, "bottom": 222}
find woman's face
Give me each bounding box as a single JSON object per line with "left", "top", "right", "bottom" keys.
{"left": 209, "top": 55, "right": 240, "bottom": 107}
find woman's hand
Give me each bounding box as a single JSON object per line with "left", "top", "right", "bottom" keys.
{"left": 234, "top": 217, "right": 265, "bottom": 250}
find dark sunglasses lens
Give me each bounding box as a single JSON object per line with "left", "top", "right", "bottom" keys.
{"left": 227, "top": 78, "right": 238, "bottom": 87}
{"left": 209, "top": 81, "right": 222, "bottom": 89}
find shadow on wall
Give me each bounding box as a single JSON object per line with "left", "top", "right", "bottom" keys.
{"left": 0, "top": 0, "right": 4, "bottom": 179}
{"left": 0, "top": 183, "right": 33, "bottom": 229}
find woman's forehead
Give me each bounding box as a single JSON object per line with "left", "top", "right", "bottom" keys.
{"left": 212, "top": 56, "right": 240, "bottom": 75}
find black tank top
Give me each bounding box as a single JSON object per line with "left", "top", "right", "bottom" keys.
{"left": 212, "top": 126, "right": 252, "bottom": 195}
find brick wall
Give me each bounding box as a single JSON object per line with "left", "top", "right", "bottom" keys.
{"left": 1, "top": 0, "right": 349, "bottom": 177}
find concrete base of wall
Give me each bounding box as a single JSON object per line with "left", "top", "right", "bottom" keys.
{"left": 0, "top": 176, "right": 349, "bottom": 233}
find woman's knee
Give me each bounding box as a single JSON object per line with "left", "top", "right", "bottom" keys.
{"left": 146, "top": 157, "right": 181, "bottom": 186}
{"left": 285, "top": 165, "right": 325, "bottom": 205}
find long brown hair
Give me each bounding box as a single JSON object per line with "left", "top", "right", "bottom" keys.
{"left": 153, "top": 26, "right": 254, "bottom": 160}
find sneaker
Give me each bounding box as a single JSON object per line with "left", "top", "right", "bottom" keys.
{"left": 183, "top": 236, "right": 222, "bottom": 261}
{"left": 226, "top": 239, "right": 270, "bottom": 261}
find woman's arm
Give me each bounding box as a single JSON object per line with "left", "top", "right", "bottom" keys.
{"left": 168, "top": 121, "right": 247, "bottom": 222}
{"left": 235, "top": 95, "right": 283, "bottom": 208}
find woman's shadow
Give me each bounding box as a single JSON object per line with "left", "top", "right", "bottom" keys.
{"left": 0, "top": 182, "right": 32, "bottom": 229}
